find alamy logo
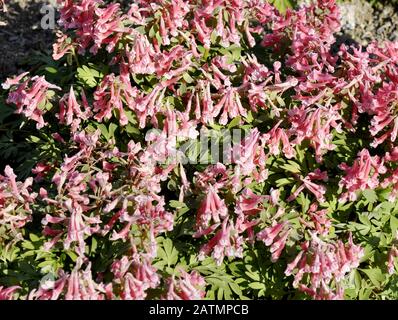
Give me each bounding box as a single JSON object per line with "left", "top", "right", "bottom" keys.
{"left": 40, "top": 4, "right": 56, "bottom": 30}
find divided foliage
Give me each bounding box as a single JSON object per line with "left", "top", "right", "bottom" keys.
{"left": 1, "top": 0, "right": 398, "bottom": 300}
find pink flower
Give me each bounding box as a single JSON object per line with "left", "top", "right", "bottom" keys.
{"left": 52, "top": 32, "right": 74, "bottom": 60}
{"left": 0, "top": 286, "right": 19, "bottom": 300}
{"left": 32, "top": 162, "right": 52, "bottom": 182}
{"left": 288, "top": 105, "right": 342, "bottom": 163}
{"left": 93, "top": 73, "right": 135, "bottom": 126}
{"left": 264, "top": 122, "right": 296, "bottom": 159}
{"left": 0, "top": 166, "right": 36, "bottom": 240}
{"left": 3, "top": 74, "right": 61, "bottom": 128}
{"left": 198, "top": 218, "right": 244, "bottom": 265}
{"left": 285, "top": 233, "right": 364, "bottom": 300}
{"left": 257, "top": 221, "right": 290, "bottom": 262}
{"left": 165, "top": 270, "right": 206, "bottom": 300}
{"left": 307, "top": 203, "right": 331, "bottom": 236}
{"left": 214, "top": 87, "right": 247, "bottom": 125}
{"left": 111, "top": 254, "right": 160, "bottom": 300}
{"left": 28, "top": 272, "right": 68, "bottom": 300}
{"left": 58, "top": 86, "right": 91, "bottom": 131}
{"left": 287, "top": 170, "right": 328, "bottom": 203}
{"left": 65, "top": 261, "right": 107, "bottom": 300}
{"left": 230, "top": 129, "right": 268, "bottom": 185}
{"left": 339, "top": 149, "right": 387, "bottom": 202}
{"left": 194, "top": 186, "right": 228, "bottom": 234}
{"left": 126, "top": 31, "right": 156, "bottom": 75}
{"left": 58, "top": 1, "right": 129, "bottom": 55}
{"left": 387, "top": 246, "right": 398, "bottom": 275}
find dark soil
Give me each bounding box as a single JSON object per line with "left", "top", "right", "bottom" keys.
{"left": 338, "top": 0, "right": 398, "bottom": 46}
{"left": 0, "top": 0, "right": 56, "bottom": 82}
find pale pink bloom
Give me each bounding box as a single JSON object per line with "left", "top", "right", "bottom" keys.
{"left": 65, "top": 261, "right": 107, "bottom": 300}
{"left": 52, "top": 132, "right": 66, "bottom": 144}
{"left": 339, "top": 149, "right": 387, "bottom": 202}
{"left": 91, "top": 3, "right": 128, "bottom": 54}
{"left": 0, "top": 166, "right": 36, "bottom": 240}
{"left": 194, "top": 163, "right": 230, "bottom": 190}
{"left": 263, "top": 122, "right": 296, "bottom": 159}
{"left": 242, "top": 54, "right": 271, "bottom": 85}
{"left": 235, "top": 188, "right": 265, "bottom": 216}
{"left": 195, "top": 186, "right": 228, "bottom": 233}
{"left": 229, "top": 129, "right": 268, "bottom": 185}
{"left": 198, "top": 218, "right": 244, "bottom": 265}
{"left": 270, "top": 229, "right": 290, "bottom": 262}
{"left": 193, "top": 80, "right": 215, "bottom": 124}
{"left": 234, "top": 189, "right": 265, "bottom": 242}
{"left": 257, "top": 221, "right": 290, "bottom": 262}
{"left": 52, "top": 32, "right": 74, "bottom": 60}
{"left": 28, "top": 272, "right": 68, "bottom": 300}
{"left": 4, "top": 74, "right": 61, "bottom": 128}
{"left": 59, "top": 1, "right": 129, "bottom": 55}
{"left": 93, "top": 73, "right": 134, "bottom": 125}
{"left": 32, "top": 162, "right": 51, "bottom": 182}
{"left": 0, "top": 0, "right": 7, "bottom": 12}
{"left": 58, "top": 86, "right": 91, "bottom": 131}
{"left": 244, "top": 21, "right": 256, "bottom": 47}
{"left": 64, "top": 200, "right": 101, "bottom": 256}
{"left": 387, "top": 246, "right": 398, "bottom": 275}
{"left": 111, "top": 254, "right": 160, "bottom": 300}
{"left": 0, "top": 286, "right": 19, "bottom": 300}
{"left": 232, "top": 129, "right": 260, "bottom": 174}
{"left": 247, "top": 0, "right": 276, "bottom": 24}
{"left": 1, "top": 72, "right": 29, "bottom": 89}
{"left": 165, "top": 270, "right": 206, "bottom": 300}
{"left": 288, "top": 105, "right": 342, "bottom": 163}
{"left": 285, "top": 233, "right": 364, "bottom": 300}
{"left": 287, "top": 170, "right": 328, "bottom": 203}
{"left": 304, "top": 203, "right": 331, "bottom": 236}
{"left": 193, "top": 14, "right": 211, "bottom": 49}
{"left": 126, "top": 32, "right": 156, "bottom": 75}
{"left": 214, "top": 87, "right": 247, "bottom": 125}
{"left": 134, "top": 84, "right": 165, "bottom": 128}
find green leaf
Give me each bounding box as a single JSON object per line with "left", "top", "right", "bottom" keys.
{"left": 97, "top": 123, "right": 109, "bottom": 140}
{"left": 360, "top": 268, "right": 385, "bottom": 287}
{"left": 161, "top": 238, "right": 179, "bottom": 267}
{"left": 76, "top": 65, "right": 103, "bottom": 88}
{"left": 248, "top": 282, "right": 265, "bottom": 290}
{"left": 245, "top": 271, "right": 260, "bottom": 281}
{"left": 270, "top": 0, "right": 295, "bottom": 14}
{"left": 182, "top": 72, "right": 195, "bottom": 84}
{"left": 29, "top": 234, "right": 41, "bottom": 243}
{"left": 169, "top": 200, "right": 187, "bottom": 209}
{"left": 245, "top": 111, "right": 254, "bottom": 123}
{"left": 275, "top": 177, "right": 295, "bottom": 187}
{"left": 229, "top": 281, "right": 243, "bottom": 297}
{"left": 228, "top": 116, "right": 241, "bottom": 129}
{"left": 108, "top": 123, "right": 118, "bottom": 139}
{"left": 280, "top": 160, "right": 301, "bottom": 174}
{"left": 91, "top": 237, "right": 98, "bottom": 254}
{"left": 45, "top": 67, "right": 58, "bottom": 74}
{"left": 21, "top": 241, "right": 35, "bottom": 250}
{"left": 66, "top": 250, "right": 78, "bottom": 262}
{"left": 362, "top": 189, "right": 378, "bottom": 204}
{"left": 390, "top": 215, "right": 398, "bottom": 236}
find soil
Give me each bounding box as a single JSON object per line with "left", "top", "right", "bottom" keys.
{"left": 338, "top": 0, "right": 398, "bottom": 46}
{"left": 0, "top": 0, "right": 57, "bottom": 82}
{"left": 0, "top": 0, "right": 398, "bottom": 82}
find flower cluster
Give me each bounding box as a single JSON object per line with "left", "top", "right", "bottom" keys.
{"left": 2, "top": 0, "right": 398, "bottom": 300}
